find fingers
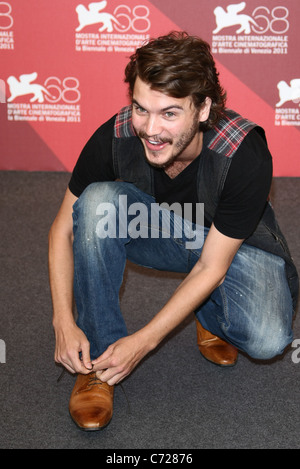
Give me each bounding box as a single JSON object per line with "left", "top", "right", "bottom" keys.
{"left": 92, "top": 347, "right": 123, "bottom": 384}
{"left": 96, "top": 369, "right": 127, "bottom": 386}
{"left": 91, "top": 338, "right": 139, "bottom": 385}
{"left": 55, "top": 352, "right": 91, "bottom": 375}
{"left": 81, "top": 341, "right": 93, "bottom": 371}
{"left": 55, "top": 342, "right": 92, "bottom": 374}
{"left": 91, "top": 355, "right": 110, "bottom": 371}
{"left": 54, "top": 325, "right": 93, "bottom": 374}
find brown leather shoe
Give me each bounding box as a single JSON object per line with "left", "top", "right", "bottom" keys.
{"left": 195, "top": 319, "right": 238, "bottom": 367}
{"left": 69, "top": 372, "right": 114, "bottom": 431}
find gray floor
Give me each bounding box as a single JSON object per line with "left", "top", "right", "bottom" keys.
{"left": 0, "top": 171, "right": 299, "bottom": 449}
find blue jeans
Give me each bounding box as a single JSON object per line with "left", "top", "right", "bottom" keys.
{"left": 72, "top": 182, "right": 293, "bottom": 361}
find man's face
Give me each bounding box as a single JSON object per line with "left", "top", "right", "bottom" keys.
{"left": 132, "top": 77, "right": 211, "bottom": 169}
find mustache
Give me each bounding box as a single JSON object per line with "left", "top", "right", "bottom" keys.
{"left": 137, "top": 131, "right": 173, "bottom": 144}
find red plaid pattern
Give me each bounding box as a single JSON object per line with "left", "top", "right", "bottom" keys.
{"left": 207, "top": 110, "right": 257, "bottom": 157}
{"left": 114, "top": 105, "right": 136, "bottom": 138}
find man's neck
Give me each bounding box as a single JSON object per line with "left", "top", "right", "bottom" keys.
{"left": 164, "top": 132, "right": 203, "bottom": 179}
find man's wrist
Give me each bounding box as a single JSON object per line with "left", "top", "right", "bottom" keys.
{"left": 136, "top": 324, "right": 163, "bottom": 353}
{"left": 52, "top": 310, "right": 76, "bottom": 331}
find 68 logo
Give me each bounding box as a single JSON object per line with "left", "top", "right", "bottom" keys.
{"left": 251, "top": 6, "right": 289, "bottom": 34}
{"left": 75, "top": 2, "right": 151, "bottom": 33}
{"left": 213, "top": 3, "right": 289, "bottom": 35}
{"left": 6, "top": 73, "right": 81, "bottom": 104}
{"left": 112, "top": 4, "right": 150, "bottom": 32}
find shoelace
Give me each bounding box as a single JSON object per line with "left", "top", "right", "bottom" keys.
{"left": 57, "top": 367, "right": 66, "bottom": 383}
{"left": 86, "top": 373, "right": 106, "bottom": 389}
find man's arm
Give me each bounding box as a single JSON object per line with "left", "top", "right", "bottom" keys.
{"left": 92, "top": 223, "right": 244, "bottom": 385}
{"left": 48, "top": 187, "right": 92, "bottom": 374}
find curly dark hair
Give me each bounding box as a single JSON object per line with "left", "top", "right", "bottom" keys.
{"left": 124, "top": 31, "right": 227, "bottom": 130}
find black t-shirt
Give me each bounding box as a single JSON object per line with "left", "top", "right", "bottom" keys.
{"left": 69, "top": 114, "right": 272, "bottom": 240}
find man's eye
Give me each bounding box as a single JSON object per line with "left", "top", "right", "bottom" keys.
{"left": 165, "top": 112, "right": 175, "bottom": 118}
{"left": 134, "top": 105, "right": 147, "bottom": 114}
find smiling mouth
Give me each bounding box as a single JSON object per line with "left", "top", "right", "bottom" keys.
{"left": 138, "top": 133, "right": 172, "bottom": 152}
{"left": 145, "top": 139, "right": 169, "bottom": 151}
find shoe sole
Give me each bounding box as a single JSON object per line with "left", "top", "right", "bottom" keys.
{"left": 70, "top": 414, "right": 112, "bottom": 431}
{"left": 198, "top": 350, "right": 238, "bottom": 367}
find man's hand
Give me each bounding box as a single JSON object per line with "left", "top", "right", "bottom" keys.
{"left": 54, "top": 322, "right": 93, "bottom": 375}
{"left": 92, "top": 332, "right": 151, "bottom": 385}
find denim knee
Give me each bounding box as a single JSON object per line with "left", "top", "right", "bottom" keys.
{"left": 74, "top": 181, "right": 123, "bottom": 211}
{"left": 243, "top": 325, "right": 293, "bottom": 360}
{"left": 72, "top": 182, "right": 119, "bottom": 244}
{"left": 73, "top": 181, "right": 125, "bottom": 223}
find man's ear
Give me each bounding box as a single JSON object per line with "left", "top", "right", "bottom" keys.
{"left": 198, "top": 97, "right": 212, "bottom": 123}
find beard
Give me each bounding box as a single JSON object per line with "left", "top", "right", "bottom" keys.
{"left": 137, "top": 113, "right": 200, "bottom": 169}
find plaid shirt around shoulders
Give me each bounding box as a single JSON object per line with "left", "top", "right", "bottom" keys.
{"left": 114, "top": 105, "right": 257, "bottom": 158}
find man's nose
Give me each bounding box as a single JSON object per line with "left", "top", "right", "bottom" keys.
{"left": 144, "top": 115, "right": 162, "bottom": 137}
